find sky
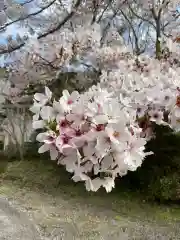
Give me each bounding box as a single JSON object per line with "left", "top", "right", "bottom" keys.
{"left": 0, "top": 1, "right": 179, "bottom": 67}
{"left": 0, "top": 0, "right": 35, "bottom": 66}
{"left": 1, "top": 1, "right": 180, "bottom": 43}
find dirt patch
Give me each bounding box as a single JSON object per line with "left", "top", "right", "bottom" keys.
{"left": 0, "top": 159, "right": 180, "bottom": 239}
{"left": 0, "top": 197, "right": 41, "bottom": 240}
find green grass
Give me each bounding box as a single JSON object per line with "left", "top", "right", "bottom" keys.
{"left": 0, "top": 158, "right": 180, "bottom": 225}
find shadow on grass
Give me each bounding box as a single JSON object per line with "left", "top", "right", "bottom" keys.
{"left": 1, "top": 157, "right": 180, "bottom": 225}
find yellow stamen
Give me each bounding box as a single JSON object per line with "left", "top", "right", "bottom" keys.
{"left": 113, "top": 131, "right": 120, "bottom": 138}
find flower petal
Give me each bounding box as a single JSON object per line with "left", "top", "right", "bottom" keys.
{"left": 45, "top": 87, "right": 52, "bottom": 99}
{"left": 36, "top": 132, "right": 48, "bottom": 142}
{"left": 32, "top": 120, "right": 45, "bottom": 129}
{"left": 29, "top": 102, "right": 42, "bottom": 113}
{"left": 62, "top": 90, "right": 70, "bottom": 99}
{"left": 40, "top": 106, "right": 55, "bottom": 121}
{"left": 34, "top": 93, "right": 47, "bottom": 102}
{"left": 38, "top": 143, "right": 50, "bottom": 153}
{"left": 94, "top": 115, "right": 108, "bottom": 124}
{"left": 33, "top": 113, "right": 39, "bottom": 121}
{"left": 50, "top": 146, "right": 58, "bottom": 160}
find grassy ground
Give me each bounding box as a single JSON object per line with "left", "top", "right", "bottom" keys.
{"left": 0, "top": 158, "right": 180, "bottom": 239}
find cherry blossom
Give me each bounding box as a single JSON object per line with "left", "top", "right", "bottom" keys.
{"left": 25, "top": 15, "right": 180, "bottom": 193}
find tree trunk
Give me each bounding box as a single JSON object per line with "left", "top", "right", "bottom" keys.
{"left": 155, "top": 17, "right": 161, "bottom": 59}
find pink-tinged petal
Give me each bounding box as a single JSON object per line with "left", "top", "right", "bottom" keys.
{"left": 61, "top": 144, "right": 74, "bottom": 155}
{"left": 55, "top": 136, "right": 64, "bottom": 148}
{"left": 32, "top": 120, "right": 45, "bottom": 129}
{"left": 72, "top": 136, "right": 85, "bottom": 148}
{"left": 60, "top": 128, "right": 75, "bottom": 137}
{"left": 38, "top": 143, "right": 50, "bottom": 153}
{"left": 50, "top": 146, "right": 58, "bottom": 160}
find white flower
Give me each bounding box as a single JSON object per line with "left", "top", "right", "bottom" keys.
{"left": 98, "top": 99, "right": 126, "bottom": 124}
{"left": 29, "top": 100, "right": 42, "bottom": 121}
{"left": 53, "top": 99, "right": 64, "bottom": 114}
{"left": 36, "top": 132, "right": 49, "bottom": 142}
{"left": 60, "top": 90, "right": 79, "bottom": 112}
{"left": 31, "top": 87, "right": 53, "bottom": 121}
{"left": 29, "top": 27, "right": 180, "bottom": 193}
{"left": 123, "top": 137, "right": 147, "bottom": 171}
{"left": 32, "top": 120, "right": 45, "bottom": 129}
{"left": 95, "top": 133, "right": 111, "bottom": 159}
{"left": 105, "top": 121, "right": 131, "bottom": 147}
{"left": 34, "top": 86, "right": 52, "bottom": 105}
{"left": 102, "top": 177, "right": 115, "bottom": 193}
{"left": 38, "top": 143, "right": 58, "bottom": 160}
{"left": 113, "top": 151, "right": 129, "bottom": 175}
{"left": 40, "top": 106, "right": 55, "bottom": 121}
{"left": 36, "top": 131, "right": 58, "bottom": 160}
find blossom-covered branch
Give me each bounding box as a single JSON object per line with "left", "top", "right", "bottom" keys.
{"left": 27, "top": 22, "right": 180, "bottom": 192}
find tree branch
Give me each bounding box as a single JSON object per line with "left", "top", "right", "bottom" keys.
{"left": 37, "top": 0, "right": 82, "bottom": 39}
{"left": 119, "top": 8, "right": 141, "bottom": 55}
{"left": 128, "top": 4, "right": 156, "bottom": 29}
{"left": 96, "top": 0, "right": 113, "bottom": 23}
{"left": 0, "top": 0, "right": 56, "bottom": 31}
{"left": 0, "top": 0, "right": 82, "bottom": 55}
{"left": 1, "top": 0, "right": 34, "bottom": 12}
{"left": 0, "top": 42, "right": 25, "bottom": 55}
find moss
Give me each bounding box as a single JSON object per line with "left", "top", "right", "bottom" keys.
{"left": 149, "top": 172, "right": 180, "bottom": 201}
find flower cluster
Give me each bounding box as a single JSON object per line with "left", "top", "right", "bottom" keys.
{"left": 99, "top": 54, "right": 180, "bottom": 134}
{"left": 30, "top": 84, "right": 146, "bottom": 192}
{"left": 28, "top": 21, "right": 180, "bottom": 193}
{"left": 30, "top": 57, "right": 180, "bottom": 192}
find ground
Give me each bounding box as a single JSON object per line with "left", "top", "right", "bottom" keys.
{"left": 0, "top": 159, "right": 180, "bottom": 239}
